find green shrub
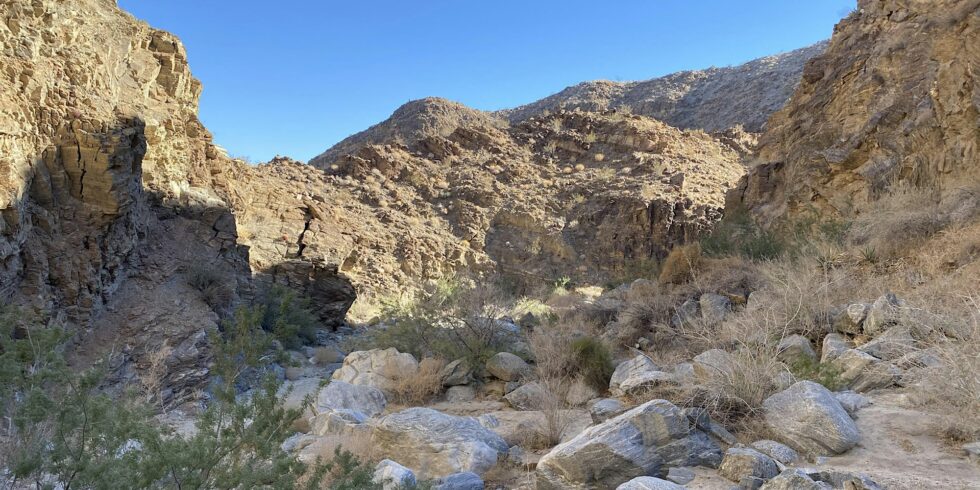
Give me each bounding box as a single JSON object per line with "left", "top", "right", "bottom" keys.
{"left": 261, "top": 284, "right": 321, "bottom": 349}
{"left": 570, "top": 337, "right": 615, "bottom": 391}
{"left": 701, "top": 209, "right": 785, "bottom": 260}
{"left": 789, "top": 357, "right": 845, "bottom": 391}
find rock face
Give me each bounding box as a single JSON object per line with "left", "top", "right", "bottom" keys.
{"left": 305, "top": 106, "right": 745, "bottom": 296}
{"left": 535, "top": 399, "right": 722, "bottom": 489}
{"left": 732, "top": 0, "right": 980, "bottom": 222}
{"left": 499, "top": 42, "right": 828, "bottom": 133}
{"left": 371, "top": 407, "right": 508, "bottom": 479}
{"left": 0, "top": 0, "right": 355, "bottom": 403}
{"left": 762, "top": 381, "right": 860, "bottom": 456}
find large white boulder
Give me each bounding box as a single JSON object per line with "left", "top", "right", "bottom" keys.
{"left": 331, "top": 348, "right": 419, "bottom": 392}
{"left": 315, "top": 380, "right": 386, "bottom": 417}
{"left": 762, "top": 381, "right": 860, "bottom": 456}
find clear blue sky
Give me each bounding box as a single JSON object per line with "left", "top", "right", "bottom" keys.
{"left": 119, "top": 0, "right": 853, "bottom": 163}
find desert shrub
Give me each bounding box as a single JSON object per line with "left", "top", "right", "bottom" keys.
{"left": 356, "top": 278, "right": 518, "bottom": 368}
{"left": 684, "top": 345, "right": 786, "bottom": 431}
{"left": 321, "top": 447, "right": 381, "bottom": 490}
{"left": 659, "top": 243, "right": 702, "bottom": 284}
{"left": 187, "top": 264, "right": 234, "bottom": 309}
{"left": 390, "top": 358, "right": 447, "bottom": 405}
{"left": 789, "top": 357, "right": 845, "bottom": 391}
{"left": 0, "top": 305, "right": 328, "bottom": 489}
{"left": 569, "top": 337, "right": 615, "bottom": 391}
{"left": 849, "top": 182, "right": 980, "bottom": 259}
{"left": 261, "top": 284, "right": 322, "bottom": 349}
{"left": 700, "top": 208, "right": 785, "bottom": 260}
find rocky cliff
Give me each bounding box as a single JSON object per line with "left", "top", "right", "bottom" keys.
{"left": 731, "top": 0, "right": 979, "bottom": 221}
{"left": 0, "top": 0, "right": 355, "bottom": 403}
{"left": 497, "top": 42, "right": 828, "bottom": 133}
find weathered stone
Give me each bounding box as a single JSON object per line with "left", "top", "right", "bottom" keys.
{"left": 751, "top": 440, "right": 800, "bottom": 465}
{"left": 316, "top": 380, "right": 386, "bottom": 417}
{"left": 962, "top": 442, "right": 980, "bottom": 462}
{"left": 693, "top": 349, "right": 736, "bottom": 379}
{"left": 671, "top": 298, "right": 701, "bottom": 328}
{"left": 760, "top": 469, "right": 824, "bottom": 490}
{"left": 617, "top": 371, "right": 678, "bottom": 397}
{"left": 486, "top": 352, "right": 529, "bottom": 381}
{"left": 609, "top": 354, "right": 660, "bottom": 395}
{"left": 719, "top": 448, "right": 779, "bottom": 486}
{"left": 446, "top": 385, "right": 477, "bottom": 403}
{"left": 863, "top": 293, "right": 904, "bottom": 336}
{"left": 441, "top": 359, "right": 473, "bottom": 386}
{"left": 535, "top": 399, "right": 722, "bottom": 489}
{"left": 504, "top": 381, "right": 551, "bottom": 410}
{"left": 776, "top": 335, "right": 817, "bottom": 364}
{"left": 433, "top": 471, "right": 484, "bottom": 490}
{"left": 833, "top": 304, "right": 870, "bottom": 335}
{"left": 371, "top": 407, "right": 508, "bottom": 479}
{"left": 666, "top": 466, "right": 696, "bottom": 485}
{"left": 831, "top": 349, "right": 900, "bottom": 392}
{"left": 589, "top": 398, "right": 625, "bottom": 423}
{"left": 762, "top": 381, "right": 860, "bottom": 455}
{"left": 858, "top": 325, "right": 915, "bottom": 361}
{"left": 331, "top": 348, "right": 419, "bottom": 393}
{"left": 615, "top": 476, "right": 686, "bottom": 490}
{"left": 833, "top": 391, "right": 871, "bottom": 417}
{"left": 700, "top": 293, "right": 732, "bottom": 325}
{"left": 373, "top": 459, "right": 417, "bottom": 490}
{"left": 820, "top": 333, "right": 852, "bottom": 363}
{"left": 310, "top": 408, "right": 370, "bottom": 437}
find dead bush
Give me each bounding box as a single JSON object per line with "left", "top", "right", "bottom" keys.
{"left": 658, "top": 243, "right": 702, "bottom": 285}
{"left": 390, "top": 357, "right": 446, "bottom": 405}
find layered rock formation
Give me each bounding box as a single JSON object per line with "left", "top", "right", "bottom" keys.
{"left": 0, "top": 0, "right": 354, "bottom": 403}
{"left": 732, "top": 0, "right": 979, "bottom": 222}
{"left": 498, "top": 42, "right": 828, "bottom": 132}
{"left": 307, "top": 103, "right": 746, "bottom": 295}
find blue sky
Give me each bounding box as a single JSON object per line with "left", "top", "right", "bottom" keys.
{"left": 119, "top": 1, "right": 854, "bottom": 162}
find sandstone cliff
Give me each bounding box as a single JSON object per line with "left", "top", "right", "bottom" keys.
{"left": 731, "top": 0, "right": 979, "bottom": 222}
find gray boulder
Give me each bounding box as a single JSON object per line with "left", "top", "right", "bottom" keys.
{"left": 617, "top": 370, "right": 677, "bottom": 397}
{"left": 762, "top": 381, "right": 860, "bottom": 455}
{"left": 666, "top": 467, "right": 696, "bottom": 485}
{"left": 751, "top": 440, "right": 800, "bottom": 465}
{"left": 833, "top": 303, "right": 870, "bottom": 335}
{"left": 433, "top": 471, "right": 484, "bottom": 490}
{"left": 310, "top": 408, "right": 370, "bottom": 437}
{"left": 371, "top": 407, "right": 508, "bottom": 478}
{"left": 700, "top": 293, "right": 732, "bottom": 325}
{"left": 616, "top": 476, "right": 686, "bottom": 490}
{"left": 671, "top": 298, "right": 700, "bottom": 328}
{"left": 589, "top": 398, "right": 625, "bottom": 423}
{"left": 373, "top": 459, "right": 417, "bottom": 490}
{"left": 331, "top": 348, "right": 419, "bottom": 392}
{"left": 693, "top": 349, "right": 736, "bottom": 379}
{"left": 535, "top": 399, "right": 722, "bottom": 489}
{"left": 609, "top": 355, "right": 660, "bottom": 395}
{"left": 863, "top": 293, "right": 904, "bottom": 336}
{"left": 760, "top": 469, "right": 826, "bottom": 490}
{"left": 718, "top": 448, "right": 779, "bottom": 488}
{"left": 831, "top": 349, "right": 900, "bottom": 392}
{"left": 820, "top": 333, "right": 852, "bottom": 363}
{"left": 504, "top": 381, "right": 551, "bottom": 410}
{"left": 486, "top": 352, "right": 529, "bottom": 381}
{"left": 776, "top": 335, "right": 817, "bottom": 364}
{"left": 441, "top": 359, "right": 473, "bottom": 386}
{"left": 858, "top": 325, "right": 915, "bottom": 361}
{"left": 833, "top": 391, "right": 872, "bottom": 416}
{"left": 446, "top": 385, "right": 477, "bottom": 403}
{"left": 316, "top": 380, "right": 386, "bottom": 417}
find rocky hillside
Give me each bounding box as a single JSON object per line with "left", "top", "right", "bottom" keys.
{"left": 306, "top": 107, "right": 747, "bottom": 297}
{"left": 0, "top": 0, "right": 355, "bottom": 403}
{"left": 497, "top": 42, "right": 828, "bottom": 132}
{"left": 731, "top": 0, "right": 979, "bottom": 222}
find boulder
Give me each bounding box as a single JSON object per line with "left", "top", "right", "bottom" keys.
{"left": 830, "top": 349, "right": 900, "bottom": 392}
{"left": 535, "top": 399, "right": 722, "bottom": 489}
{"left": 617, "top": 371, "right": 678, "bottom": 397}
{"left": 610, "top": 355, "right": 660, "bottom": 395}
{"left": 858, "top": 325, "right": 915, "bottom": 361}
{"left": 616, "top": 476, "right": 686, "bottom": 490}
{"left": 373, "top": 459, "right": 417, "bottom": 490}
{"left": 331, "top": 348, "right": 419, "bottom": 392}
{"left": 700, "top": 293, "right": 732, "bottom": 325}
{"left": 759, "top": 469, "right": 825, "bottom": 490}
{"left": 833, "top": 391, "right": 871, "bottom": 417}
{"left": 666, "top": 467, "right": 696, "bottom": 485}
{"left": 776, "top": 335, "right": 817, "bottom": 364}
{"left": 820, "top": 333, "right": 851, "bottom": 363}
{"left": 750, "top": 440, "right": 799, "bottom": 465}
{"left": 310, "top": 408, "right": 370, "bottom": 437}
{"left": 441, "top": 359, "right": 474, "bottom": 386}
{"left": 589, "top": 398, "right": 625, "bottom": 423}
{"left": 504, "top": 381, "right": 552, "bottom": 410}
{"left": 371, "top": 407, "right": 508, "bottom": 478}
{"left": 863, "top": 293, "right": 904, "bottom": 336}
{"left": 718, "top": 447, "right": 779, "bottom": 488}
{"left": 670, "top": 298, "right": 700, "bottom": 328}
{"left": 486, "top": 352, "right": 529, "bottom": 381}
{"left": 446, "top": 385, "right": 477, "bottom": 403}
{"left": 693, "top": 349, "right": 736, "bottom": 379}
{"left": 279, "top": 377, "right": 324, "bottom": 432}
{"left": 433, "top": 471, "right": 484, "bottom": 490}
{"left": 762, "top": 381, "right": 859, "bottom": 455}
{"left": 963, "top": 442, "right": 980, "bottom": 462}
{"left": 832, "top": 303, "right": 870, "bottom": 335}
{"left": 316, "top": 380, "right": 386, "bottom": 417}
